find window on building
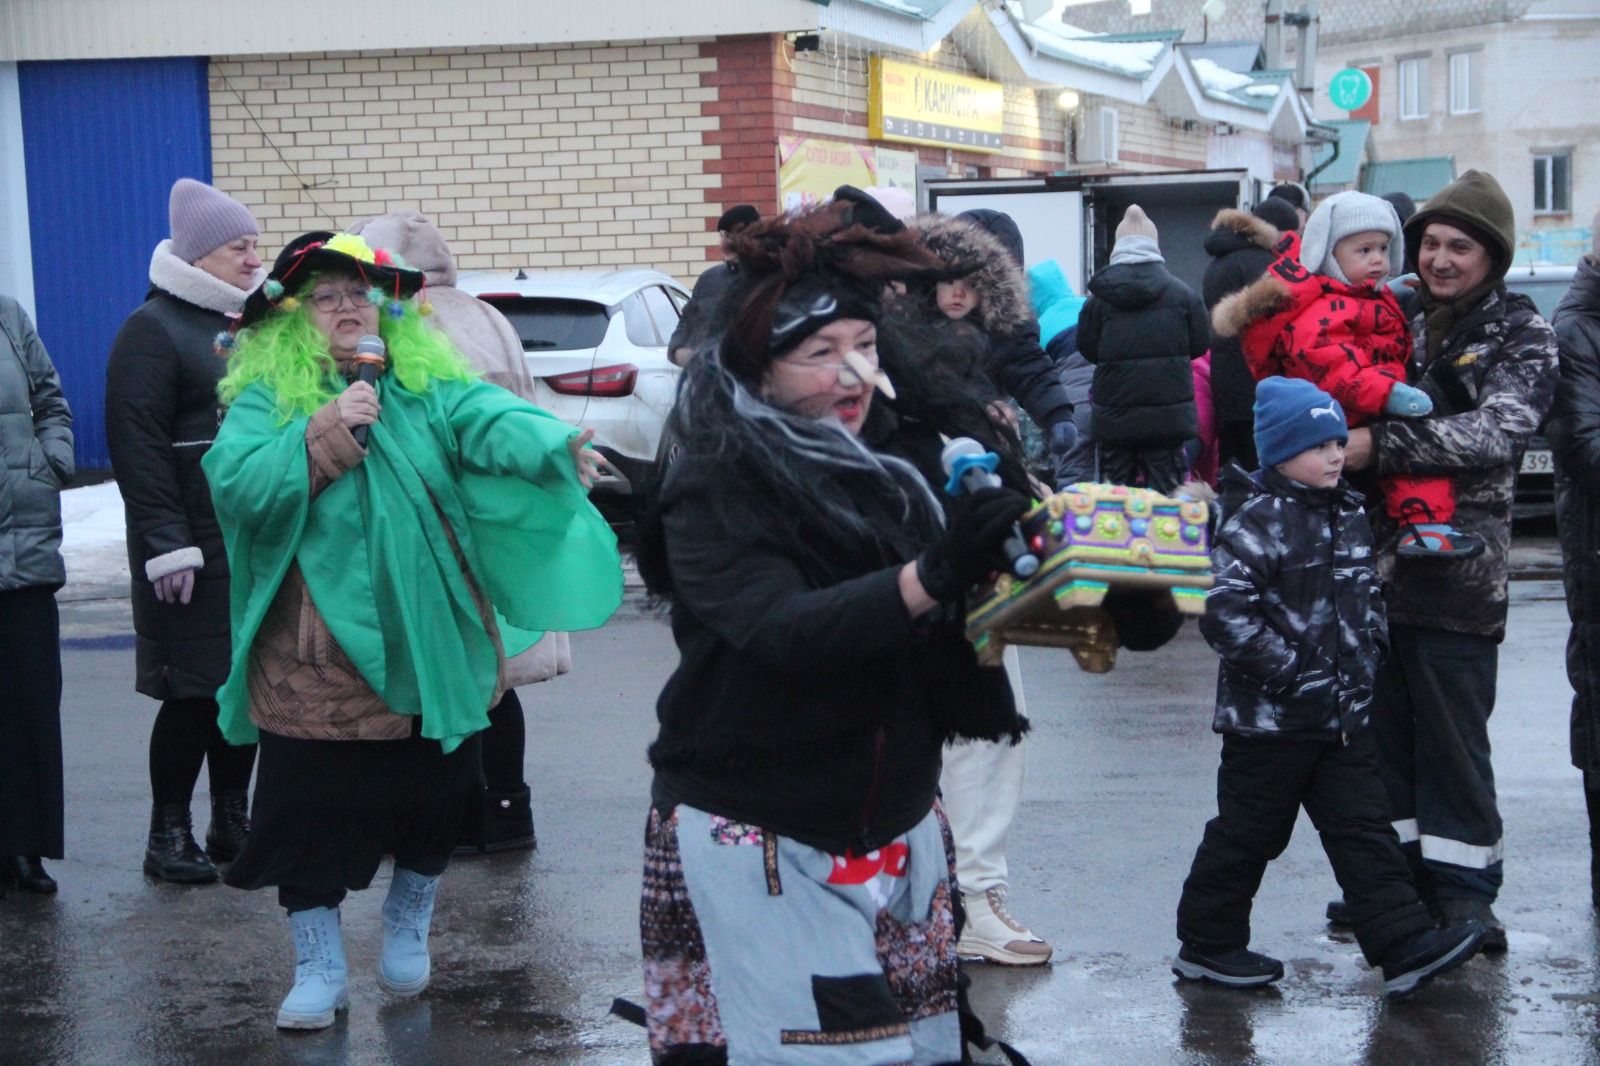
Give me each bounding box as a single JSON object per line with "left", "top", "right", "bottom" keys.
{"left": 1533, "top": 151, "right": 1573, "bottom": 215}
{"left": 1398, "top": 56, "right": 1428, "bottom": 120}
{"left": 1448, "top": 50, "right": 1481, "bottom": 115}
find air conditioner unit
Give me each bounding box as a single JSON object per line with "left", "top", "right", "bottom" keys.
{"left": 1080, "top": 106, "right": 1120, "bottom": 164}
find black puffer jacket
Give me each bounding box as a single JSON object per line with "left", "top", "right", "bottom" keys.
{"left": 105, "top": 242, "right": 258, "bottom": 701}
{"left": 909, "top": 212, "right": 1074, "bottom": 429}
{"left": 647, "top": 401, "right": 1022, "bottom": 856}
{"left": 1371, "top": 286, "right": 1558, "bottom": 642}
{"left": 1200, "top": 466, "right": 1387, "bottom": 740}
{"left": 1546, "top": 254, "right": 1600, "bottom": 772}
{"left": 1078, "top": 259, "right": 1210, "bottom": 446}
{"left": 1202, "top": 209, "right": 1281, "bottom": 424}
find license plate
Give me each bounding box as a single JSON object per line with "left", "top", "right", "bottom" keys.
{"left": 1520, "top": 449, "right": 1553, "bottom": 475}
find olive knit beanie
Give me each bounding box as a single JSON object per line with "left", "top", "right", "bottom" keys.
{"left": 1402, "top": 169, "right": 1516, "bottom": 282}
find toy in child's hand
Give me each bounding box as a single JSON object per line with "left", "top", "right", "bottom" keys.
{"left": 941, "top": 438, "right": 1040, "bottom": 579}
{"left": 1383, "top": 382, "right": 1433, "bottom": 418}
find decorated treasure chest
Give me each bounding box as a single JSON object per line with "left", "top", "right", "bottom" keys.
{"left": 965, "top": 483, "right": 1213, "bottom": 673}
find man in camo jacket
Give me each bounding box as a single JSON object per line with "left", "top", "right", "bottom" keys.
{"left": 1343, "top": 170, "right": 1559, "bottom": 951}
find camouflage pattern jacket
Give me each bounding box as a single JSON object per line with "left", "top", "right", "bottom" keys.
{"left": 1371, "top": 286, "right": 1558, "bottom": 642}
{"left": 1200, "top": 467, "right": 1387, "bottom": 741}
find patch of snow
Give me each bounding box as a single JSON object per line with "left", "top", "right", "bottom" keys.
{"left": 1190, "top": 56, "right": 1254, "bottom": 97}
{"left": 866, "top": 0, "right": 930, "bottom": 15}
{"left": 60, "top": 481, "right": 130, "bottom": 590}
{"left": 1006, "top": 1, "right": 1165, "bottom": 76}
{"left": 1245, "top": 83, "right": 1280, "bottom": 97}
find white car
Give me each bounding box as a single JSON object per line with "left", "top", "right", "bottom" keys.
{"left": 456, "top": 268, "right": 691, "bottom": 521}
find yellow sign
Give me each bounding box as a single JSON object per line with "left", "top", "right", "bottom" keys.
{"left": 778, "top": 136, "right": 879, "bottom": 211}
{"left": 869, "top": 56, "right": 1004, "bottom": 152}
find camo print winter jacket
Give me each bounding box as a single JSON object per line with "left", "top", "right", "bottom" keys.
{"left": 1370, "top": 286, "right": 1558, "bottom": 642}
{"left": 1200, "top": 467, "right": 1387, "bottom": 740}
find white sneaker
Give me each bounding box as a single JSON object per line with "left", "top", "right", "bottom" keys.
{"left": 957, "top": 887, "right": 1053, "bottom": 966}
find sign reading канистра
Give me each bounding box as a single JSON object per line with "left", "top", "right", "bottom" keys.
{"left": 868, "top": 57, "right": 1004, "bottom": 152}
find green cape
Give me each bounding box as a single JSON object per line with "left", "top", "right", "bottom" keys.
{"left": 202, "top": 377, "right": 622, "bottom": 753}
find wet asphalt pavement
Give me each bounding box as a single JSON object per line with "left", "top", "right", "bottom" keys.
{"left": 6, "top": 573, "right": 1600, "bottom": 1065}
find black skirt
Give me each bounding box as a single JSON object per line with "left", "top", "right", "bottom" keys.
{"left": 0, "top": 587, "right": 64, "bottom": 858}
{"left": 224, "top": 723, "right": 482, "bottom": 896}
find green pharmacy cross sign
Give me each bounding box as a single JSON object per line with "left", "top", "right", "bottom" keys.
{"left": 1329, "top": 68, "right": 1373, "bottom": 112}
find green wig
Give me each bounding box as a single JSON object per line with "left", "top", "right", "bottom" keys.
{"left": 218, "top": 277, "right": 476, "bottom": 422}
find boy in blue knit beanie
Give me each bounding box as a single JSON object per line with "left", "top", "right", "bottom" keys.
{"left": 1171, "top": 377, "right": 1486, "bottom": 998}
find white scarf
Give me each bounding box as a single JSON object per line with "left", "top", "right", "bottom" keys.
{"left": 148, "top": 239, "right": 264, "bottom": 314}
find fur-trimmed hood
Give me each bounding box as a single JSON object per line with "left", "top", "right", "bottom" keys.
{"left": 1212, "top": 271, "right": 1291, "bottom": 340}
{"left": 148, "top": 239, "right": 262, "bottom": 315}
{"left": 1204, "top": 208, "right": 1280, "bottom": 259}
{"left": 909, "top": 212, "right": 1031, "bottom": 333}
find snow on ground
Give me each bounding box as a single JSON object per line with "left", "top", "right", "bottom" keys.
{"left": 59, "top": 481, "right": 130, "bottom": 597}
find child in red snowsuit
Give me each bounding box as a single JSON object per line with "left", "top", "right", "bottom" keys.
{"left": 1212, "top": 191, "right": 1483, "bottom": 558}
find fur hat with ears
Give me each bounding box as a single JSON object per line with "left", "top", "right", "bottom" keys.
{"left": 1115, "top": 204, "right": 1158, "bottom": 243}
{"left": 1300, "top": 191, "right": 1404, "bottom": 285}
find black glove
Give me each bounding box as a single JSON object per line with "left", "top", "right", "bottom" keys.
{"left": 917, "top": 486, "right": 1032, "bottom": 603}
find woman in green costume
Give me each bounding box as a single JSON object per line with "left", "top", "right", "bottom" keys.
{"left": 202, "top": 230, "right": 621, "bottom": 1031}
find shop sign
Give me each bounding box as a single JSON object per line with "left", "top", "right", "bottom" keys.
{"left": 874, "top": 147, "right": 919, "bottom": 192}
{"left": 869, "top": 57, "right": 1004, "bottom": 152}
{"left": 778, "top": 136, "right": 879, "bottom": 211}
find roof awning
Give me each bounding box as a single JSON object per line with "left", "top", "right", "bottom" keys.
{"left": 1362, "top": 157, "right": 1457, "bottom": 201}
{"left": 1308, "top": 120, "right": 1371, "bottom": 189}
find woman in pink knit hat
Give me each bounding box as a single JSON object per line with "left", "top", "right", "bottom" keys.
{"left": 105, "top": 178, "right": 265, "bottom": 885}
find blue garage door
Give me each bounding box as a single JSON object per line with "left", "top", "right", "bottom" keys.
{"left": 19, "top": 57, "right": 211, "bottom": 470}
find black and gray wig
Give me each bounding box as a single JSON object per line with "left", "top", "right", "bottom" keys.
{"left": 635, "top": 202, "right": 958, "bottom": 597}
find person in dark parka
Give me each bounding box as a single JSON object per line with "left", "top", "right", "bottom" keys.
{"left": 105, "top": 179, "right": 264, "bottom": 884}
{"left": 1078, "top": 205, "right": 1211, "bottom": 492}
{"left": 666, "top": 204, "right": 759, "bottom": 366}
{"left": 1204, "top": 198, "right": 1298, "bottom": 471}
{"left": 0, "top": 294, "right": 72, "bottom": 895}
{"left": 1545, "top": 213, "right": 1600, "bottom": 907}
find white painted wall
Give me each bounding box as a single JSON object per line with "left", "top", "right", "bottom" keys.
{"left": 0, "top": 63, "right": 36, "bottom": 321}
{"left": 0, "top": 0, "right": 821, "bottom": 61}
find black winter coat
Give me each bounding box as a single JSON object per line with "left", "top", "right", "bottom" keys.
{"left": 1202, "top": 210, "right": 1281, "bottom": 424}
{"left": 1078, "top": 259, "right": 1210, "bottom": 446}
{"left": 1546, "top": 255, "right": 1600, "bottom": 772}
{"left": 105, "top": 284, "right": 235, "bottom": 701}
{"left": 646, "top": 407, "right": 1021, "bottom": 856}
{"left": 1371, "top": 285, "right": 1558, "bottom": 642}
{"left": 667, "top": 261, "right": 735, "bottom": 356}
{"left": 1200, "top": 467, "right": 1387, "bottom": 740}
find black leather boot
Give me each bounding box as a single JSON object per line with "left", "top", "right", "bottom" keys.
{"left": 0, "top": 855, "right": 57, "bottom": 894}
{"left": 205, "top": 790, "right": 251, "bottom": 864}
{"left": 144, "top": 803, "right": 219, "bottom": 884}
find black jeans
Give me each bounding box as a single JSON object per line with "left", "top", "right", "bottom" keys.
{"left": 1177, "top": 731, "right": 1434, "bottom": 964}
{"left": 1370, "top": 624, "right": 1503, "bottom": 902}
{"left": 1096, "top": 443, "right": 1190, "bottom": 495}
{"left": 1215, "top": 419, "right": 1258, "bottom": 475}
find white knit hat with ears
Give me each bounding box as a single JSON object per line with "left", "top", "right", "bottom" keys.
{"left": 1301, "top": 190, "right": 1404, "bottom": 285}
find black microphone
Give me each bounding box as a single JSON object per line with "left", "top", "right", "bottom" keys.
{"left": 350, "top": 334, "right": 386, "bottom": 448}
{"left": 939, "top": 437, "right": 1040, "bottom": 579}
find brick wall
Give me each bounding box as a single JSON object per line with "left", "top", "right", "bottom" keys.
{"left": 209, "top": 40, "right": 730, "bottom": 281}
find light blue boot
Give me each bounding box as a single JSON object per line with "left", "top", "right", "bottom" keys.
{"left": 379, "top": 867, "right": 440, "bottom": 996}
{"left": 277, "top": 906, "right": 349, "bottom": 1030}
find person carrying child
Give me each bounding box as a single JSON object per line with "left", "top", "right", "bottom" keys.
{"left": 1213, "top": 191, "right": 1484, "bottom": 558}
{"left": 1173, "top": 376, "right": 1485, "bottom": 999}
{"left": 1076, "top": 205, "right": 1211, "bottom": 494}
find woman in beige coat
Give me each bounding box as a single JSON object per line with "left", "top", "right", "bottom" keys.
{"left": 351, "top": 211, "right": 570, "bottom": 852}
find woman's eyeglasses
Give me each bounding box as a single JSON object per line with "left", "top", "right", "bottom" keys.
{"left": 309, "top": 287, "right": 372, "bottom": 313}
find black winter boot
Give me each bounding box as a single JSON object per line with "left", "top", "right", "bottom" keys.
{"left": 1586, "top": 774, "right": 1600, "bottom": 910}
{"left": 205, "top": 790, "right": 251, "bottom": 864}
{"left": 456, "top": 785, "right": 536, "bottom": 856}
{"left": 144, "top": 803, "right": 219, "bottom": 884}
